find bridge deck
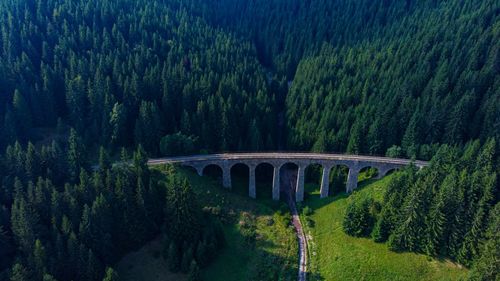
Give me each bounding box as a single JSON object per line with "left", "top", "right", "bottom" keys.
{"left": 148, "top": 153, "right": 428, "bottom": 166}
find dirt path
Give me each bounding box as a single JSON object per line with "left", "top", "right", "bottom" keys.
{"left": 282, "top": 168, "right": 307, "bottom": 281}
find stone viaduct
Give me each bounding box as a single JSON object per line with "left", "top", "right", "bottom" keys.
{"left": 148, "top": 153, "right": 428, "bottom": 202}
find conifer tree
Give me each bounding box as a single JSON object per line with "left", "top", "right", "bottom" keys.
{"left": 67, "top": 128, "right": 87, "bottom": 182}
{"left": 10, "top": 263, "right": 30, "bottom": 281}
{"left": 102, "top": 267, "right": 119, "bottom": 281}
{"left": 188, "top": 260, "right": 201, "bottom": 281}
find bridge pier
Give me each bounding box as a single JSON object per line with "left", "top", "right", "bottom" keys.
{"left": 249, "top": 165, "right": 256, "bottom": 199}
{"left": 223, "top": 166, "right": 231, "bottom": 189}
{"left": 196, "top": 166, "right": 203, "bottom": 177}
{"left": 273, "top": 165, "right": 281, "bottom": 200}
{"left": 320, "top": 165, "right": 331, "bottom": 198}
{"left": 296, "top": 165, "right": 305, "bottom": 202}
{"left": 346, "top": 167, "right": 359, "bottom": 193}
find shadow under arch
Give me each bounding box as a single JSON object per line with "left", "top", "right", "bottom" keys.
{"left": 383, "top": 168, "right": 399, "bottom": 177}
{"left": 230, "top": 163, "right": 250, "bottom": 197}
{"left": 280, "top": 162, "right": 299, "bottom": 201}
{"left": 202, "top": 164, "right": 223, "bottom": 186}
{"left": 329, "top": 164, "right": 349, "bottom": 196}
{"left": 182, "top": 165, "right": 199, "bottom": 175}
{"left": 304, "top": 163, "right": 323, "bottom": 200}
{"left": 255, "top": 162, "right": 274, "bottom": 199}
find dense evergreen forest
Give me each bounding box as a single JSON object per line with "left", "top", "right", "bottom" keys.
{"left": 0, "top": 0, "right": 498, "bottom": 157}
{"left": 0, "top": 0, "right": 499, "bottom": 280}
{"left": 0, "top": 140, "right": 223, "bottom": 280}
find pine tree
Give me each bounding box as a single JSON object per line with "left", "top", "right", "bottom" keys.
{"left": 181, "top": 246, "right": 194, "bottom": 273}
{"left": 11, "top": 184, "right": 40, "bottom": 255}
{"left": 12, "top": 90, "right": 32, "bottom": 139}
{"left": 99, "top": 146, "right": 111, "bottom": 172}
{"left": 109, "top": 103, "right": 127, "bottom": 147}
{"left": 10, "top": 263, "right": 30, "bottom": 281}
{"left": 167, "top": 241, "right": 180, "bottom": 272}
{"left": 67, "top": 128, "right": 88, "bottom": 182}
{"left": 165, "top": 178, "right": 200, "bottom": 243}
{"left": 42, "top": 274, "right": 58, "bottom": 281}
{"left": 33, "top": 239, "right": 47, "bottom": 279}
{"left": 188, "top": 260, "right": 201, "bottom": 281}
{"left": 195, "top": 241, "right": 208, "bottom": 267}
{"left": 388, "top": 179, "right": 427, "bottom": 252}
{"left": 467, "top": 203, "right": 499, "bottom": 281}
{"left": 1, "top": 107, "right": 17, "bottom": 147}
{"left": 102, "top": 267, "right": 119, "bottom": 281}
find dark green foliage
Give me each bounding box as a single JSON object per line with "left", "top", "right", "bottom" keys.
{"left": 160, "top": 133, "right": 198, "bottom": 156}
{"left": 188, "top": 260, "right": 201, "bottom": 281}
{"left": 67, "top": 129, "right": 88, "bottom": 182}
{"left": 467, "top": 203, "right": 500, "bottom": 281}
{"left": 0, "top": 0, "right": 498, "bottom": 278}
{"left": 10, "top": 263, "right": 30, "bottom": 281}
{"left": 0, "top": 0, "right": 276, "bottom": 154}
{"left": 102, "top": 267, "right": 119, "bottom": 281}
{"left": 166, "top": 241, "right": 180, "bottom": 272}
{"left": 0, "top": 142, "right": 215, "bottom": 280}
{"left": 343, "top": 197, "right": 376, "bottom": 237}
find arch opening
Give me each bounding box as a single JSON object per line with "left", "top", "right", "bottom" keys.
{"left": 202, "top": 164, "right": 223, "bottom": 186}
{"left": 329, "top": 165, "right": 349, "bottom": 195}
{"left": 305, "top": 163, "right": 323, "bottom": 198}
{"left": 182, "top": 165, "right": 198, "bottom": 175}
{"left": 358, "top": 166, "right": 380, "bottom": 184}
{"left": 255, "top": 163, "right": 274, "bottom": 199}
{"left": 384, "top": 168, "right": 398, "bottom": 177}
{"left": 230, "top": 163, "right": 250, "bottom": 197}
{"left": 280, "top": 163, "right": 299, "bottom": 202}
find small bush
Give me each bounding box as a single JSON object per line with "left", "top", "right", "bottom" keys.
{"left": 302, "top": 206, "right": 313, "bottom": 216}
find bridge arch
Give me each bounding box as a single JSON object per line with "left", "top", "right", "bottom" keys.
{"left": 230, "top": 163, "right": 250, "bottom": 197}
{"left": 379, "top": 167, "right": 399, "bottom": 178}
{"left": 302, "top": 163, "right": 323, "bottom": 199}
{"left": 202, "top": 163, "right": 224, "bottom": 182}
{"left": 254, "top": 162, "right": 276, "bottom": 199}
{"left": 279, "top": 162, "right": 300, "bottom": 201}
{"left": 321, "top": 164, "right": 349, "bottom": 197}
{"left": 358, "top": 166, "right": 380, "bottom": 182}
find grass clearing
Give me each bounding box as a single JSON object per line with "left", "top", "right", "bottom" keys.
{"left": 303, "top": 174, "right": 468, "bottom": 281}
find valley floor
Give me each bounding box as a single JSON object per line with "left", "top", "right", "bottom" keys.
{"left": 303, "top": 175, "right": 469, "bottom": 281}
{"left": 117, "top": 167, "right": 469, "bottom": 281}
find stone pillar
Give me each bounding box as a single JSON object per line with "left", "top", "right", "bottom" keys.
{"left": 320, "top": 165, "right": 331, "bottom": 198}
{"left": 222, "top": 166, "right": 232, "bottom": 189}
{"left": 296, "top": 165, "right": 305, "bottom": 202}
{"left": 346, "top": 167, "right": 359, "bottom": 193}
{"left": 249, "top": 165, "right": 256, "bottom": 199}
{"left": 272, "top": 165, "right": 280, "bottom": 201}
{"left": 196, "top": 166, "right": 204, "bottom": 177}
{"left": 375, "top": 167, "right": 387, "bottom": 179}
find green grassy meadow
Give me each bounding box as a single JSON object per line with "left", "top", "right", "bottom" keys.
{"left": 302, "top": 174, "right": 469, "bottom": 281}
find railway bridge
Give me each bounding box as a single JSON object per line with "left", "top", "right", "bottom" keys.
{"left": 148, "top": 153, "right": 428, "bottom": 202}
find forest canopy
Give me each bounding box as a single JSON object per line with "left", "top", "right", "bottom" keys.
{"left": 0, "top": 0, "right": 499, "bottom": 280}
